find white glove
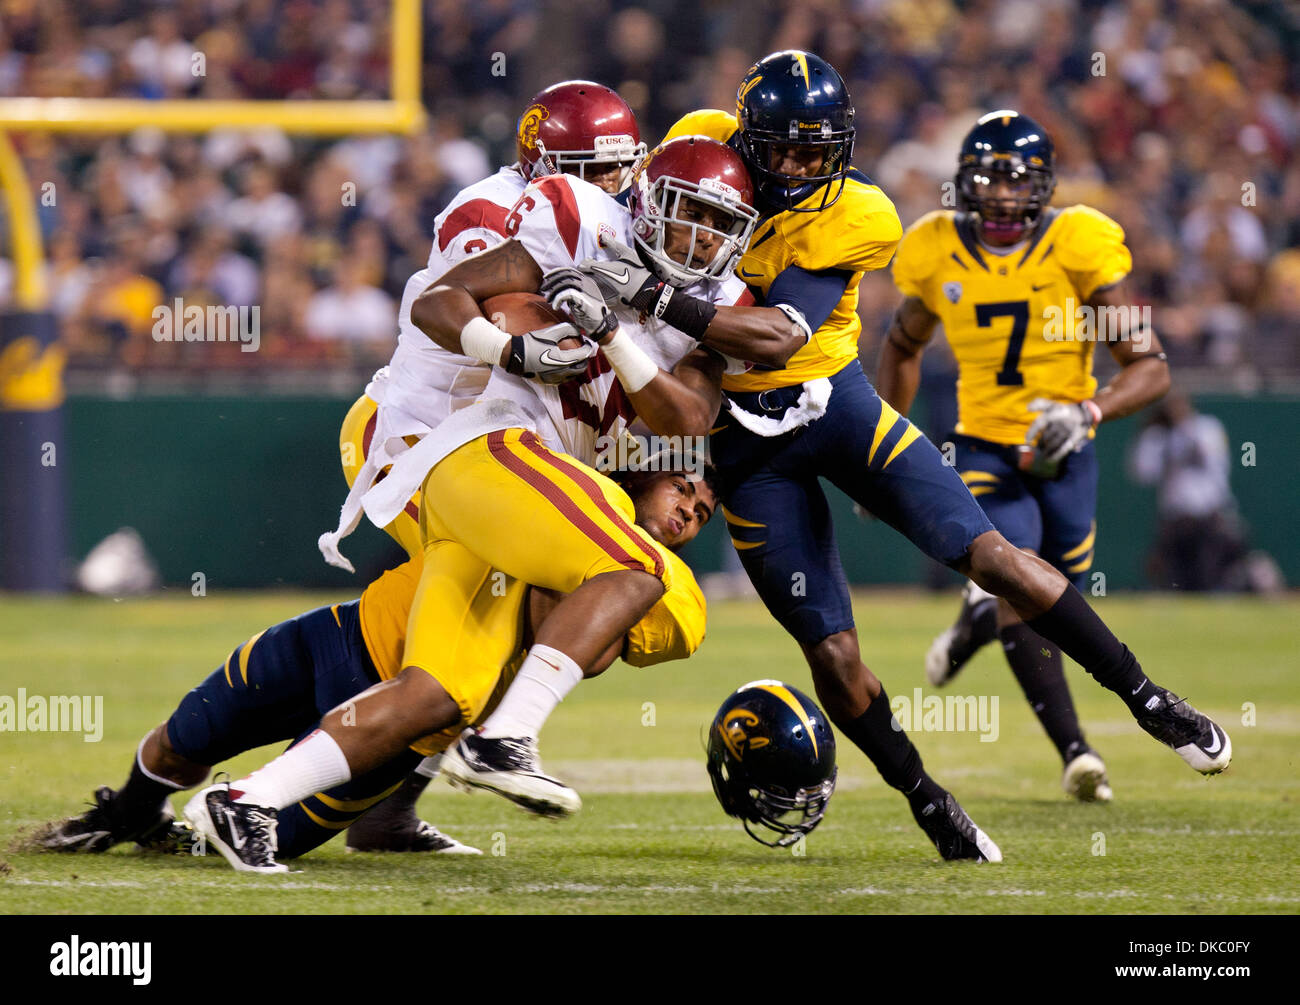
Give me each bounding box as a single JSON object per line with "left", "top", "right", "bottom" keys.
{"left": 539, "top": 267, "right": 618, "bottom": 341}
{"left": 578, "top": 235, "right": 661, "bottom": 309}
{"left": 506, "top": 322, "right": 596, "bottom": 384}
{"left": 1025, "top": 398, "right": 1099, "bottom": 462}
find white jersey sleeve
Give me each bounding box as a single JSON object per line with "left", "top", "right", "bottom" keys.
{"left": 427, "top": 165, "right": 528, "bottom": 271}
{"left": 505, "top": 174, "right": 623, "bottom": 275}
{"left": 379, "top": 167, "right": 529, "bottom": 435}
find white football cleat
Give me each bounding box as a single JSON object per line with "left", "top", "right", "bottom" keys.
{"left": 1062, "top": 750, "right": 1113, "bottom": 803}
{"left": 1136, "top": 689, "right": 1233, "bottom": 775}
{"left": 183, "top": 781, "right": 288, "bottom": 874}
{"left": 441, "top": 731, "right": 581, "bottom": 817}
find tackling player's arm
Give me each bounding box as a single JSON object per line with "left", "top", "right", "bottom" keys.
{"left": 1087, "top": 281, "right": 1171, "bottom": 422}
{"left": 698, "top": 300, "right": 806, "bottom": 369}
{"left": 577, "top": 238, "right": 806, "bottom": 369}
{"left": 875, "top": 295, "right": 942, "bottom": 415}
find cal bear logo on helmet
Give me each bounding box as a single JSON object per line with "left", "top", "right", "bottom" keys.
{"left": 719, "top": 709, "right": 769, "bottom": 760}
{"left": 706, "top": 680, "right": 837, "bottom": 847}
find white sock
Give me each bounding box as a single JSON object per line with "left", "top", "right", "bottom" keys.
{"left": 479, "top": 644, "right": 583, "bottom": 739}
{"left": 137, "top": 737, "right": 187, "bottom": 790}
{"left": 231, "top": 729, "right": 352, "bottom": 809}
{"left": 415, "top": 754, "right": 443, "bottom": 780}
{"left": 964, "top": 580, "right": 998, "bottom": 606}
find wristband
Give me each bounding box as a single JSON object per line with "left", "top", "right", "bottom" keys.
{"left": 599, "top": 328, "right": 660, "bottom": 393}
{"left": 631, "top": 280, "right": 718, "bottom": 341}
{"left": 1082, "top": 399, "right": 1103, "bottom": 426}
{"left": 658, "top": 288, "right": 718, "bottom": 342}
{"left": 461, "top": 315, "right": 510, "bottom": 366}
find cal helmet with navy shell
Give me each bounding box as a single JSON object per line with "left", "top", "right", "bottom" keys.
{"left": 628, "top": 135, "right": 759, "bottom": 288}
{"left": 957, "top": 109, "right": 1057, "bottom": 245}
{"left": 706, "top": 679, "right": 837, "bottom": 847}
{"left": 516, "top": 81, "right": 647, "bottom": 192}
{"left": 734, "top": 50, "right": 856, "bottom": 213}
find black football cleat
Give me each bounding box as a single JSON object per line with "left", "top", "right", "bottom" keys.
{"left": 346, "top": 814, "right": 481, "bottom": 854}
{"left": 1136, "top": 688, "right": 1232, "bottom": 775}
{"left": 182, "top": 781, "right": 287, "bottom": 873}
{"left": 911, "top": 792, "right": 1002, "bottom": 863}
{"left": 441, "top": 731, "right": 581, "bottom": 817}
{"left": 37, "top": 786, "right": 175, "bottom": 853}
{"left": 925, "top": 582, "right": 999, "bottom": 687}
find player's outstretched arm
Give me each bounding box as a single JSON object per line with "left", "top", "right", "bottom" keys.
{"left": 699, "top": 302, "right": 807, "bottom": 369}
{"left": 875, "top": 295, "right": 940, "bottom": 415}
{"left": 1089, "top": 281, "right": 1171, "bottom": 422}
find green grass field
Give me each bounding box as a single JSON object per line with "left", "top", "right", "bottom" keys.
{"left": 1, "top": 590, "right": 1297, "bottom": 915}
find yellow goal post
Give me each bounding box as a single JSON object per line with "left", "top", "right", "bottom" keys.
{"left": 0, "top": 0, "right": 424, "bottom": 309}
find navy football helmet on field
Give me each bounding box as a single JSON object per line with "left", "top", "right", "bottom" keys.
{"left": 734, "top": 50, "right": 856, "bottom": 213}
{"left": 706, "top": 680, "right": 837, "bottom": 847}
{"left": 956, "top": 109, "right": 1056, "bottom": 245}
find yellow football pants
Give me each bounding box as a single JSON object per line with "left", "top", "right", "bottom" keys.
{"left": 403, "top": 428, "right": 673, "bottom": 722}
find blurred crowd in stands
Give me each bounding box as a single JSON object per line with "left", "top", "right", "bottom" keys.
{"left": 1, "top": 0, "right": 1298, "bottom": 380}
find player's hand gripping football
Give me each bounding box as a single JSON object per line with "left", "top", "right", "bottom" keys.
{"left": 1025, "top": 398, "right": 1101, "bottom": 462}
{"left": 577, "top": 235, "right": 662, "bottom": 312}
{"left": 540, "top": 267, "right": 619, "bottom": 342}
{"left": 506, "top": 322, "right": 596, "bottom": 385}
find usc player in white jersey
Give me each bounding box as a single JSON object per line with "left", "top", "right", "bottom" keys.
{"left": 321, "top": 80, "right": 647, "bottom": 853}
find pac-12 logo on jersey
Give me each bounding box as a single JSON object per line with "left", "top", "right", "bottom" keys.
{"left": 518, "top": 105, "right": 549, "bottom": 151}
{"left": 597, "top": 221, "right": 617, "bottom": 246}
{"left": 943, "top": 281, "right": 963, "bottom": 304}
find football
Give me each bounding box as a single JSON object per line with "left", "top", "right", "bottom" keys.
{"left": 480, "top": 291, "right": 582, "bottom": 349}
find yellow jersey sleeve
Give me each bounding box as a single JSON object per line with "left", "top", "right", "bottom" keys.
{"left": 662, "top": 109, "right": 738, "bottom": 145}
{"left": 891, "top": 210, "right": 950, "bottom": 302}
{"left": 1052, "top": 205, "right": 1132, "bottom": 300}
{"left": 781, "top": 178, "right": 902, "bottom": 274}
{"left": 622, "top": 549, "right": 707, "bottom": 667}
{"left": 358, "top": 555, "right": 422, "bottom": 681}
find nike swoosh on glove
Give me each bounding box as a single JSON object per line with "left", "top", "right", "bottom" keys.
{"left": 506, "top": 322, "right": 596, "bottom": 384}
{"left": 578, "top": 235, "right": 662, "bottom": 311}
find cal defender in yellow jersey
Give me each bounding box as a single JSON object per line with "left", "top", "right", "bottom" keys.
{"left": 878, "top": 110, "right": 1183, "bottom": 805}
{"left": 659, "top": 64, "right": 1220, "bottom": 862}
{"left": 893, "top": 204, "right": 1132, "bottom": 445}
{"left": 652, "top": 50, "right": 1020, "bottom": 862}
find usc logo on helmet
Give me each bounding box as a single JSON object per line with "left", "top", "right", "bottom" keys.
{"left": 518, "top": 104, "right": 550, "bottom": 151}
{"left": 719, "top": 709, "right": 769, "bottom": 761}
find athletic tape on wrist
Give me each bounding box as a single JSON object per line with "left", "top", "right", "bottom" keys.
{"left": 600, "top": 328, "right": 659, "bottom": 393}
{"left": 461, "top": 315, "right": 509, "bottom": 366}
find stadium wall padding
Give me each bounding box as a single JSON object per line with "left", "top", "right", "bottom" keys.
{"left": 12, "top": 391, "right": 1292, "bottom": 591}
